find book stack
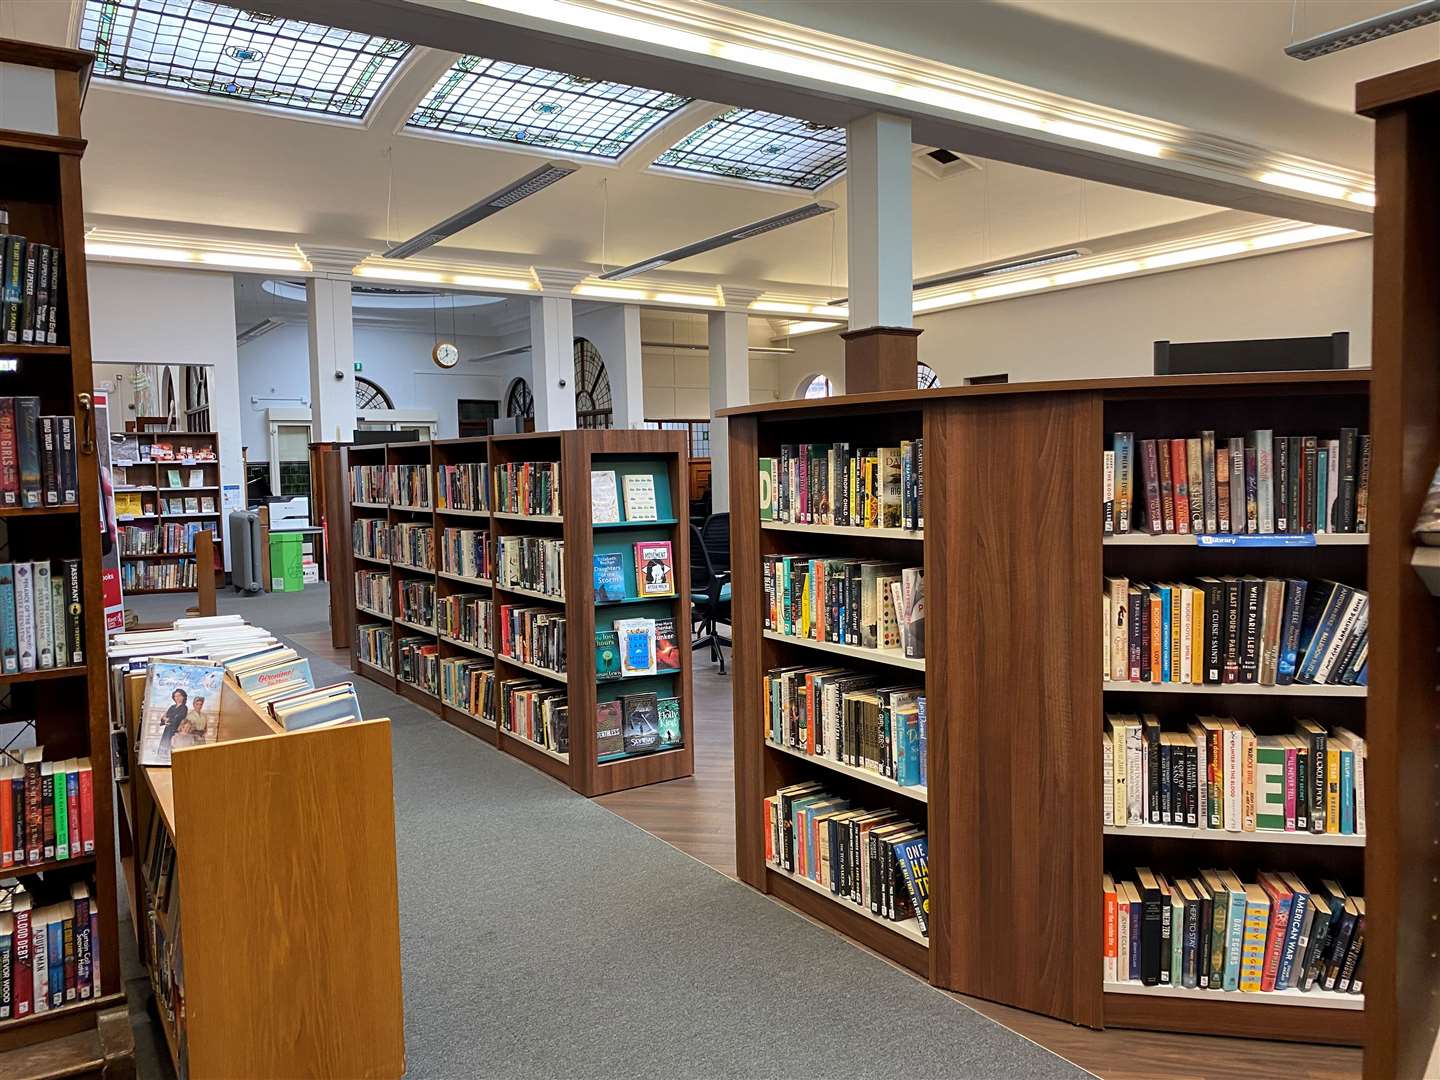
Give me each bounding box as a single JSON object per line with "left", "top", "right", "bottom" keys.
{"left": 1105, "top": 429, "right": 1371, "bottom": 537}
{"left": 0, "top": 399, "right": 79, "bottom": 507}
{"left": 353, "top": 518, "right": 390, "bottom": 561}
{"left": 1104, "top": 867, "right": 1364, "bottom": 996}
{"left": 393, "top": 522, "right": 433, "bottom": 568}
{"left": 1103, "top": 576, "right": 1368, "bottom": 687}
{"left": 0, "top": 749, "right": 94, "bottom": 866}
{"left": 356, "top": 623, "right": 393, "bottom": 672}
{"left": 763, "top": 555, "right": 924, "bottom": 659}
{"left": 440, "top": 656, "right": 495, "bottom": 722}
{"left": 438, "top": 592, "right": 491, "bottom": 650}
{"left": 388, "top": 464, "right": 430, "bottom": 509}
{"left": 354, "top": 570, "right": 391, "bottom": 616}
{"left": 595, "top": 616, "right": 681, "bottom": 679}
{"left": 498, "top": 604, "right": 565, "bottom": 673}
{"left": 764, "top": 666, "right": 926, "bottom": 788}
{"left": 498, "top": 535, "right": 565, "bottom": 598}
{"left": 397, "top": 636, "right": 438, "bottom": 694}
{"left": 437, "top": 462, "right": 490, "bottom": 511}
{"left": 760, "top": 440, "right": 923, "bottom": 530}
{"left": 397, "top": 579, "right": 435, "bottom": 628}
{"left": 494, "top": 460, "right": 561, "bottom": 516}
{"left": 0, "top": 217, "right": 63, "bottom": 345}
{"left": 0, "top": 560, "right": 83, "bottom": 673}
{"left": 594, "top": 691, "right": 682, "bottom": 759}
{"left": 121, "top": 560, "right": 196, "bottom": 592}
{"left": 439, "top": 527, "right": 490, "bottom": 580}
{"left": 500, "top": 678, "right": 567, "bottom": 754}
{"left": 349, "top": 465, "right": 386, "bottom": 504}
{"left": 1104, "top": 715, "right": 1365, "bottom": 836}
{"left": 228, "top": 648, "right": 313, "bottom": 705}
{"left": 0, "top": 883, "right": 99, "bottom": 1021}
{"left": 141, "top": 813, "right": 179, "bottom": 1028}
{"left": 764, "top": 782, "right": 930, "bottom": 936}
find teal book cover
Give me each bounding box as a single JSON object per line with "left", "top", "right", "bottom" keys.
{"left": 0, "top": 562, "right": 16, "bottom": 674}
{"left": 594, "top": 630, "right": 622, "bottom": 681}
{"left": 657, "top": 695, "right": 682, "bottom": 746}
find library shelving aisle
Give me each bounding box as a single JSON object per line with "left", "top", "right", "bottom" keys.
{"left": 0, "top": 42, "right": 126, "bottom": 1053}
{"left": 113, "top": 429, "right": 224, "bottom": 595}
{"left": 341, "top": 430, "right": 694, "bottom": 797}
{"left": 722, "top": 368, "right": 1379, "bottom": 1051}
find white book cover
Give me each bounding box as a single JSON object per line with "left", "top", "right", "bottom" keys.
{"left": 1102, "top": 593, "right": 1111, "bottom": 681}
{"left": 1326, "top": 438, "right": 1341, "bottom": 533}
{"left": 621, "top": 473, "right": 658, "bottom": 521}
{"left": 1124, "top": 724, "right": 1144, "bottom": 823}
{"left": 1102, "top": 732, "right": 1114, "bottom": 826}
{"left": 31, "top": 909, "right": 47, "bottom": 1013}
{"left": 31, "top": 562, "right": 51, "bottom": 670}
{"left": 14, "top": 562, "right": 34, "bottom": 673}
{"left": 590, "top": 470, "right": 620, "bottom": 524}
{"left": 1103, "top": 450, "right": 1115, "bottom": 532}
{"left": 51, "top": 579, "right": 64, "bottom": 666}
{"left": 1224, "top": 726, "right": 1243, "bottom": 831}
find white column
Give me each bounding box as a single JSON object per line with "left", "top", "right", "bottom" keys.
{"left": 301, "top": 247, "right": 365, "bottom": 442}
{"left": 846, "top": 113, "right": 913, "bottom": 330}
{"left": 709, "top": 289, "right": 760, "bottom": 511}
{"left": 609, "top": 305, "right": 644, "bottom": 429}
{"left": 529, "top": 268, "right": 587, "bottom": 431}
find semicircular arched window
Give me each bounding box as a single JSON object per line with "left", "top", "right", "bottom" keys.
{"left": 574, "top": 338, "right": 613, "bottom": 428}
{"left": 918, "top": 363, "right": 940, "bottom": 390}
{"left": 356, "top": 376, "right": 393, "bottom": 410}
{"left": 506, "top": 377, "right": 534, "bottom": 419}
{"left": 799, "top": 373, "right": 833, "bottom": 399}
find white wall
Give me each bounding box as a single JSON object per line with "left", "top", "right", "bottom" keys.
{"left": 779, "top": 238, "right": 1373, "bottom": 396}
{"left": 88, "top": 263, "right": 244, "bottom": 569}
{"left": 640, "top": 312, "right": 780, "bottom": 419}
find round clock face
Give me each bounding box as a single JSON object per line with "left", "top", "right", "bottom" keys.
{"left": 433, "top": 342, "right": 460, "bottom": 369}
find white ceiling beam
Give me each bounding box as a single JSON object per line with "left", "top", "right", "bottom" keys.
{"left": 371, "top": 46, "right": 463, "bottom": 134}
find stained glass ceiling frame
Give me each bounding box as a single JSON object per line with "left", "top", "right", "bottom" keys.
{"left": 652, "top": 108, "right": 847, "bottom": 191}
{"left": 77, "top": 0, "right": 411, "bottom": 119}
{"left": 406, "top": 55, "right": 692, "bottom": 161}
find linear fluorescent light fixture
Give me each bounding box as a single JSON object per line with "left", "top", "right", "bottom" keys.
{"left": 828, "top": 248, "right": 1087, "bottom": 304}
{"left": 599, "top": 201, "right": 836, "bottom": 281}
{"left": 1286, "top": 0, "right": 1440, "bottom": 59}
{"left": 383, "top": 160, "right": 577, "bottom": 260}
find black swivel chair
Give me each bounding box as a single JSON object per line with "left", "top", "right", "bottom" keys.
{"left": 691, "top": 513, "right": 731, "bottom": 673}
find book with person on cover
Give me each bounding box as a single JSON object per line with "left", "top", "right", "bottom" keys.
{"left": 138, "top": 660, "right": 224, "bottom": 765}
{"left": 633, "top": 541, "right": 675, "bottom": 597}
{"left": 621, "top": 692, "right": 661, "bottom": 753}
{"left": 595, "top": 700, "right": 624, "bottom": 756}
{"left": 592, "top": 552, "right": 627, "bottom": 603}
{"left": 594, "top": 630, "right": 622, "bottom": 681}
{"left": 622, "top": 473, "right": 658, "bottom": 521}
{"left": 590, "top": 470, "right": 620, "bottom": 524}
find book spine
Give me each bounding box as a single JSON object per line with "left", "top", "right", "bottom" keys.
{"left": 12, "top": 907, "right": 30, "bottom": 1016}
{"left": 13, "top": 562, "right": 33, "bottom": 673}
{"left": 64, "top": 559, "right": 82, "bottom": 665}
{"left": 1186, "top": 438, "right": 1204, "bottom": 533}
{"left": 1141, "top": 439, "right": 1163, "bottom": 534}
{"left": 38, "top": 416, "right": 56, "bottom": 506}
{"left": 1228, "top": 438, "right": 1246, "bottom": 533}
{"left": 58, "top": 416, "right": 75, "bottom": 505}
{"left": 0, "top": 397, "right": 17, "bottom": 505}
{"left": 18, "top": 243, "right": 35, "bottom": 344}
{"left": 1238, "top": 578, "right": 1261, "bottom": 683}
{"left": 1168, "top": 439, "right": 1188, "bottom": 534}
{"left": 1356, "top": 435, "right": 1371, "bottom": 532}
{"left": 1275, "top": 436, "right": 1290, "bottom": 532}
{"left": 46, "top": 247, "right": 60, "bottom": 344}
{"left": 15, "top": 396, "right": 39, "bottom": 508}
{"left": 1201, "top": 430, "right": 1217, "bottom": 533}
{"left": 1216, "top": 447, "right": 1231, "bottom": 533}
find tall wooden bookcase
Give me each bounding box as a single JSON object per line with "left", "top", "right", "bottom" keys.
{"left": 114, "top": 428, "right": 224, "bottom": 595}
{"left": 341, "top": 430, "right": 694, "bottom": 797}
{"left": 0, "top": 41, "right": 124, "bottom": 1049}
{"left": 725, "top": 369, "right": 1374, "bottom": 1049}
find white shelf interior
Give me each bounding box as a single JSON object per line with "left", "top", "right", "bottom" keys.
{"left": 767, "top": 861, "right": 929, "bottom": 948}
{"left": 762, "top": 521, "right": 923, "bottom": 541}
{"left": 1103, "top": 823, "right": 1364, "bottom": 847}
{"left": 763, "top": 630, "right": 925, "bottom": 672}
{"left": 766, "top": 740, "right": 927, "bottom": 802}
{"left": 1104, "top": 981, "right": 1362, "bottom": 1010}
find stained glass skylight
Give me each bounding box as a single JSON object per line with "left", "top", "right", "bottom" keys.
{"left": 653, "top": 108, "right": 847, "bottom": 190}
{"left": 78, "top": 1, "right": 411, "bottom": 118}
{"left": 407, "top": 56, "right": 691, "bottom": 160}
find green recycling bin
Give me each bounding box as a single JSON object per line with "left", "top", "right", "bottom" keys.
{"left": 269, "top": 532, "right": 305, "bottom": 592}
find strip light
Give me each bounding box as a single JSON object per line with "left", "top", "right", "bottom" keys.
{"left": 599, "top": 202, "right": 837, "bottom": 280}
{"left": 1258, "top": 170, "right": 1374, "bottom": 206}
{"left": 1285, "top": 0, "right": 1440, "bottom": 59}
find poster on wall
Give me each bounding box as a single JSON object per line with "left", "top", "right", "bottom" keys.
{"left": 94, "top": 389, "right": 126, "bottom": 632}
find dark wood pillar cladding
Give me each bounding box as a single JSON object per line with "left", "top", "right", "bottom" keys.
{"left": 726, "top": 414, "right": 766, "bottom": 888}
{"left": 842, "top": 326, "right": 922, "bottom": 394}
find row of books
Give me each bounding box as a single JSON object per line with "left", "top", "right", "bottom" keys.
{"left": 760, "top": 441, "right": 924, "bottom": 531}
{"left": 0, "top": 884, "right": 99, "bottom": 1020}
{"left": 0, "top": 218, "right": 63, "bottom": 345}
{"left": 501, "top": 679, "right": 568, "bottom": 754}
{"left": 592, "top": 541, "right": 677, "bottom": 602}
{"left": 113, "top": 437, "right": 215, "bottom": 465}
{"left": 440, "top": 657, "right": 494, "bottom": 722}
{"left": 437, "top": 462, "right": 489, "bottom": 512}
{"left": 494, "top": 460, "right": 561, "bottom": 516}
{"left": 393, "top": 522, "right": 433, "bottom": 568}
{"left": 0, "top": 749, "right": 94, "bottom": 867}
{"left": 590, "top": 469, "right": 663, "bottom": 524}
{"left": 765, "top": 782, "right": 930, "bottom": 935}
{"left": 0, "top": 560, "right": 83, "bottom": 673}
{"left": 438, "top": 593, "right": 491, "bottom": 650}
{"left": 156, "top": 467, "right": 210, "bottom": 489}
{"left": 118, "top": 522, "right": 216, "bottom": 556}
{"left": 155, "top": 495, "right": 216, "bottom": 516}
{"left": 498, "top": 604, "right": 565, "bottom": 673}
{"left": 357, "top": 623, "right": 393, "bottom": 672}
{"left": 214, "top": 643, "right": 360, "bottom": 735}
{"left": 354, "top": 570, "right": 391, "bottom": 615}
{"left": 0, "top": 400, "right": 78, "bottom": 507}
{"left": 763, "top": 555, "right": 924, "bottom": 659}
{"left": 141, "top": 811, "right": 181, "bottom": 1033}
{"left": 390, "top": 464, "right": 431, "bottom": 509}
{"left": 398, "top": 637, "right": 438, "bottom": 695}
{"left": 121, "top": 559, "right": 196, "bottom": 592}
{"left": 351, "top": 465, "right": 386, "bottom": 504}
{"left": 1104, "top": 577, "right": 1368, "bottom": 687}
{"left": 1104, "top": 867, "right": 1363, "bottom": 995}
{"left": 440, "top": 527, "right": 490, "bottom": 581}
{"left": 397, "top": 579, "right": 435, "bottom": 627}
{"left": 498, "top": 535, "right": 565, "bottom": 599}
{"left": 596, "top": 691, "right": 682, "bottom": 758}
{"left": 1104, "top": 714, "right": 1365, "bottom": 835}
{"left": 764, "top": 666, "right": 926, "bottom": 788}
{"left": 354, "top": 517, "right": 389, "bottom": 561}
{"left": 1104, "top": 429, "right": 1371, "bottom": 537}
{"left": 596, "top": 616, "right": 681, "bottom": 679}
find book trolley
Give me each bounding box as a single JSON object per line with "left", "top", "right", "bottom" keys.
{"left": 340, "top": 430, "right": 694, "bottom": 798}
{"left": 719, "top": 364, "right": 1427, "bottom": 1063}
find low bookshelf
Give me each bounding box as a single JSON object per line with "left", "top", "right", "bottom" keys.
{"left": 114, "top": 430, "right": 224, "bottom": 595}
{"left": 722, "top": 368, "right": 1376, "bottom": 1051}
{"left": 340, "top": 429, "right": 694, "bottom": 797}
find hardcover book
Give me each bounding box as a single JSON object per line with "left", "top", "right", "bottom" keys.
{"left": 620, "top": 692, "right": 661, "bottom": 753}
{"left": 614, "top": 618, "right": 657, "bottom": 677}
{"left": 622, "top": 473, "right": 658, "bottom": 521}
{"left": 595, "top": 700, "right": 624, "bottom": 756}
{"left": 633, "top": 541, "right": 675, "bottom": 597}
{"left": 594, "top": 630, "right": 623, "bottom": 681}
{"left": 590, "top": 470, "right": 621, "bottom": 524}
{"left": 592, "top": 552, "right": 627, "bottom": 603}
{"left": 138, "top": 661, "right": 225, "bottom": 766}
{"left": 656, "top": 695, "right": 682, "bottom": 746}
{"left": 654, "top": 617, "right": 681, "bottom": 672}
{"left": 758, "top": 458, "right": 775, "bottom": 521}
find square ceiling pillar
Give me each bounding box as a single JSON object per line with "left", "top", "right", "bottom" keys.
{"left": 530, "top": 268, "right": 586, "bottom": 431}
{"left": 302, "top": 247, "right": 366, "bottom": 443}
{"left": 709, "top": 288, "right": 762, "bottom": 511}
{"left": 845, "top": 112, "right": 920, "bottom": 394}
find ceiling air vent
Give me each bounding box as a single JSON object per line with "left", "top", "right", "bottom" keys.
{"left": 914, "top": 147, "right": 982, "bottom": 181}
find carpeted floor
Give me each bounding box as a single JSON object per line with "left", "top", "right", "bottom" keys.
{"left": 123, "top": 585, "right": 1091, "bottom": 1079}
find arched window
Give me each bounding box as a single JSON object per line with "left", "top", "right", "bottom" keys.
{"left": 161, "top": 368, "right": 178, "bottom": 425}
{"left": 918, "top": 363, "right": 941, "bottom": 390}
{"left": 506, "top": 377, "right": 534, "bottom": 419}
{"left": 356, "top": 376, "right": 393, "bottom": 410}
{"left": 573, "top": 338, "right": 613, "bottom": 428}
{"left": 184, "top": 366, "right": 211, "bottom": 431}
{"left": 799, "top": 373, "right": 833, "bottom": 399}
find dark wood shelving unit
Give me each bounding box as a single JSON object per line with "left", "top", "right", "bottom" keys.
{"left": 114, "top": 430, "right": 224, "bottom": 594}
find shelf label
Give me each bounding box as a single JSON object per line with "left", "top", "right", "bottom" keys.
{"left": 1196, "top": 533, "right": 1316, "bottom": 548}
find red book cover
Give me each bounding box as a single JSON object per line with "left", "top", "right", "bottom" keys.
{"left": 0, "top": 397, "right": 18, "bottom": 504}
{"left": 66, "top": 767, "right": 79, "bottom": 856}
{"left": 633, "top": 540, "right": 676, "bottom": 598}
{"left": 0, "top": 775, "right": 10, "bottom": 868}
{"left": 11, "top": 898, "right": 31, "bottom": 1017}
{"left": 1169, "top": 439, "right": 1191, "bottom": 535}
{"left": 1258, "top": 871, "right": 1293, "bottom": 992}
{"left": 78, "top": 761, "right": 94, "bottom": 854}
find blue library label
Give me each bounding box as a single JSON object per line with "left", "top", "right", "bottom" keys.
{"left": 1195, "top": 533, "right": 1316, "bottom": 548}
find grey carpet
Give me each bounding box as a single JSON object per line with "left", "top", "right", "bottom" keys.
{"left": 123, "top": 586, "right": 1090, "bottom": 1080}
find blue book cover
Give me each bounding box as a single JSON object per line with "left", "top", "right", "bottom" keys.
{"left": 1340, "top": 750, "right": 1355, "bottom": 834}
{"left": 1297, "top": 583, "right": 1349, "bottom": 683}
{"left": 0, "top": 563, "right": 16, "bottom": 674}
{"left": 917, "top": 696, "right": 927, "bottom": 786}
{"left": 46, "top": 918, "right": 62, "bottom": 1007}
{"left": 896, "top": 836, "right": 930, "bottom": 935}
{"left": 898, "top": 708, "right": 922, "bottom": 787}
{"left": 1160, "top": 585, "right": 1172, "bottom": 682}
{"left": 1275, "top": 578, "right": 1308, "bottom": 685}
{"left": 1224, "top": 887, "right": 1247, "bottom": 990}
{"left": 592, "top": 552, "right": 627, "bottom": 603}
{"left": 1275, "top": 887, "right": 1310, "bottom": 990}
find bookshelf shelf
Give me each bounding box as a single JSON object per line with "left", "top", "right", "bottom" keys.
{"left": 352, "top": 501, "right": 388, "bottom": 510}
{"left": 762, "top": 521, "right": 924, "bottom": 541}
{"left": 493, "top": 511, "right": 563, "bottom": 523}
{"left": 354, "top": 553, "right": 390, "bottom": 566}
{"left": 1103, "top": 680, "right": 1365, "bottom": 697}
{"left": 391, "top": 560, "right": 434, "bottom": 573}
{"left": 593, "top": 516, "right": 681, "bottom": 529}
{"left": 0, "top": 503, "right": 78, "bottom": 518}
{"left": 766, "top": 740, "right": 928, "bottom": 802}
{"left": 435, "top": 505, "right": 490, "bottom": 518}
{"left": 497, "top": 653, "right": 568, "bottom": 684}
{"left": 439, "top": 634, "right": 491, "bottom": 656}
{"left": 393, "top": 617, "right": 436, "bottom": 635}
{"left": 595, "top": 593, "right": 674, "bottom": 607}
{"left": 0, "top": 343, "right": 70, "bottom": 357}
{"left": 497, "top": 582, "right": 566, "bottom": 604}
{"left": 762, "top": 629, "right": 925, "bottom": 672}
{"left": 121, "top": 552, "right": 203, "bottom": 561}
{"left": 356, "top": 604, "right": 390, "bottom": 620}
{"left": 1102, "top": 824, "right": 1365, "bottom": 847}
{"left": 503, "top": 729, "right": 570, "bottom": 763}
{"left": 437, "top": 570, "right": 490, "bottom": 586}
{"left": 391, "top": 503, "right": 432, "bottom": 513}
{"left": 1102, "top": 533, "right": 1369, "bottom": 547}
{"left": 1103, "top": 981, "right": 1363, "bottom": 1011}
{"left": 0, "top": 663, "right": 86, "bottom": 684}
{"left": 767, "top": 862, "right": 929, "bottom": 948}
{"left": 115, "top": 485, "right": 157, "bottom": 493}
{"left": 0, "top": 852, "right": 96, "bottom": 875}
{"left": 117, "top": 514, "right": 159, "bottom": 522}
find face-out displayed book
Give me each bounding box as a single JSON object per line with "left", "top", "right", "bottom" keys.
{"left": 598, "top": 617, "right": 681, "bottom": 679}
{"left": 634, "top": 540, "right": 675, "bottom": 598}
{"left": 138, "top": 660, "right": 225, "bottom": 766}
{"left": 592, "top": 551, "right": 627, "bottom": 603}
{"left": 622, "top": 473, "right": 658, "bottom": 521}
{"left": 591, "top": 470, "right": 621, "bottom": 524}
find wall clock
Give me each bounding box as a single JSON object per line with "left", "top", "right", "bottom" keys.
{"left": 432, "top": 342, "right": 460, "bottom": 369}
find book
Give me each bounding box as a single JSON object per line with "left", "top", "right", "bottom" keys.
{"left": 137, "top": 660, "right": 226, "bottom": 766}
{"left": 592, "top": 551, "right": 627, "bottom": 603}
{"left": 622, "top": 473, "right": 658, "bottom": 521}
{"left": 595, "top": 700, "right": 624, "bottom": 756}
{"left": 620, "top": 692, "right": 661, "bottom": 753}
{"left": 614, "top": 617, "right": 657, "bottom": 677}
{"left": 633, "top": 541, "right": 675, "bottom": 597}
{"left": 654, "top": 617, "right": 681, "bottom": 672}
{"left": 590, "top": 470, "right": 620, "bottom": 524}
{"left": 656, "top": 696, "right": 682, "bottom": 746}
{"left": 759, "top": 458, "right": 775, "bottom": 521}
{"left": 594, "top": 630, "right": 622, "bottom": 681}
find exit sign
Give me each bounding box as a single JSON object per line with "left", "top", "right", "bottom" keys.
{"left": 353, "top": 362, "right": 363, "bottom": 372}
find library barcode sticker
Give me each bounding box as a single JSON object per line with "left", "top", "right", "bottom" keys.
{"left": 1195, "top": 534, "right": 1317, "bottom": 548}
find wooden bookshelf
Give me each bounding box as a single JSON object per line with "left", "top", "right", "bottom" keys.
{"left": 0, "top": 41, "right": 124, "bottom": 1053}
{"left": 114, "top": 430, "right": 224, "bottom": 595}
{"left": 340, "top": 430, "right": 694, "bottom": 797}
{"left": 722, "top": 368, "right": 1374, "bottom": 1049}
